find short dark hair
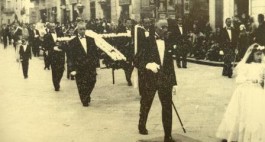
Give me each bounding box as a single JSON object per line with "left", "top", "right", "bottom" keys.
{"left": 225, "top": 18, "right": 231, "bottom": 22}
{"left": 258, "top": 14, "right": 264, "bottom": 21}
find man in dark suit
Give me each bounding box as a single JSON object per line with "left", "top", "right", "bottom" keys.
{"left": 133, "top": 18, "right": 151, "bottom": 96}
{"left": 220, "top": 18, "right": 239, "bottom": 78}
{"left": 29, "top": 24, "right": 41, "bottom": 57}
{"left": 174, "top": 18, "right": 188, "bottom": 68}
{"left": 2, "top": 24, "right": 8, "bottom": 48}
{"left": 68, "top": 22, "right": 99, "bottom": 107}
{"left": 134, "top": 22, "right": 177, "bottom": 142}
{"left": 19, "top": 38, "right": 32, "bottom": 79}
{"left": 254, "top": 14, "right": 265, "bottom": 46}
{"left": 43, "top": 23, "right": 66, "bottom": 91}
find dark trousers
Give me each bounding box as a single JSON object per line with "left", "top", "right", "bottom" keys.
{"left": 123, "top": 63, "right": 134, "bottom": 84}
{"left": 51, "top": 64, "right": 64, "bottom": 90}
{"left": 76, "top": 75, "right": 96, "bottom": 105}
{"left": 44, "top": 52, "right": 51, "bottom": 69}
{"left": 176, "top": 53, "right": 187, "bottom": 68}
{"left": 222, "top": 49, "right": 235, "bottom": 77}
{"left": 33, "top": 45, "right": 40, "bottom": 57}
{"left": 139, "top": 86, "right": 173, "bottom": 137}
{"left": 222, "top": 60, "right": 233, "bottom": 77}
{"left": 21, "top": 60, "right": 29, "bottom": 78}
{"left": 3, "top": 36, "right": 8, "bottom": 48}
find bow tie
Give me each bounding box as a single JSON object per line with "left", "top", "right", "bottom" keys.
{"left": 226, "top": 27, "right": 231, "bottom": 30}
{"left": 79, "top": 35, "right": 85, "bottom": 39}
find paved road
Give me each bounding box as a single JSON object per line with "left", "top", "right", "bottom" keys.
{"left": 0, "top": 44, "right": 236, "bottom": 142}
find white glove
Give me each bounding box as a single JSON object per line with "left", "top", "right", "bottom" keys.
{"left": 146, "top": 63, "right": 160, "bottom": 73}
{"left": 54, "top": 46, "right": 62, "bottom": 51}
{"left": 70, "top": 71, "right": 77, "bottom": 76}
{"left": 172, "top": 85, "right": 178, "bottom": 95}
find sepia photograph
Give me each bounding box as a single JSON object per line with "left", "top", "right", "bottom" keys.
{"left": 0, "top": 0, "right": 265, "bottom": 142}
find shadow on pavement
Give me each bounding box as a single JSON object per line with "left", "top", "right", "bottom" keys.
{"left": 137, "top": 133, "right": 201, "bottom": 142}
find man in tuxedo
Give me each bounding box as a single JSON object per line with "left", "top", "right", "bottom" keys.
{"left": 29, "top": 24, "right": 41, "bottom": 57}
{"left": 133, "top": 18, "right": 151, "bottom": 96}
{"left": 134, "top": 22, "right": 177, "bottom": 142}
{"left": 220, "top": 18, "right": 239, "bottom": 78}
{"left": 68, "top": 22, "right": 99, "bottom": 107}
{"left": 43, "top": 23, "right": 66, "bottom": 91}
{"left": 254, "top": 14, "right": 265, "bottom": 46}
{"left": 2, "top": 24, "right": 8, "bottom": 48}
{"left": 18, "top": 38, "right": 32, "bottom": 79}
{"left": 174, "top": 18, "right": 188, "bottom": 68}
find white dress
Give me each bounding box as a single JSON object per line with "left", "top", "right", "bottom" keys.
{"left": 216, "top": 63, "right": 265, "bottom": 142}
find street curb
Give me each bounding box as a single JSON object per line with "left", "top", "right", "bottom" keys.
{"left": 187, "top": 58, "right": 224, "bottom": 67}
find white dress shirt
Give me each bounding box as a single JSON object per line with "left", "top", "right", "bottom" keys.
{"left": 178, "top": 25, "right": 183, "bottom": 35}
{"left": 51, "top": 33, "right": 57, "bottom": 42}
{"left": 23, "top": 45, "right": 27, "bottom": 51}
{"left": 156, "top": 40, "right": 165, "bottom": 65}
{"left": 79, "top": 36, "right": 87, "bottom": 53}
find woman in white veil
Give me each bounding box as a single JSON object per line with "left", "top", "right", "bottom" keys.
{"left": 216, "top": 43, "right": 265, "bottom": 142}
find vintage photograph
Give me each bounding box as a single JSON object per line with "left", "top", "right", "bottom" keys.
{"left": 0, "top": 0, "right": 265, "bottom": 142}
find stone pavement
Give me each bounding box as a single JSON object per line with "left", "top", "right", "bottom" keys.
{"left": 0, "top": 44, "right": 236, "bottom": 142}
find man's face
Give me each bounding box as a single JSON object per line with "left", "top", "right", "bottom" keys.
{"left": 49, "top": 26, "right": 56, "bottom": 33}
{"left": 226, "top": 19, "right": 232, "bottom": 27}
{"left": 177, "top": 18, "right": 183, "bottom": 25}
{"left": 78, "top": 25, "right": 86, "bottom": 36}
{"left": 143, "top": 18, "right": 151, "bottom": 29}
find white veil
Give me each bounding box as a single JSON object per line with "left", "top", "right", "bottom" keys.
{"left": 234, "top": 43, "right": 265, "bottom": 75}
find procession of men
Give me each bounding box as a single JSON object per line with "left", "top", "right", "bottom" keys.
{"left": 1, "top": 12, "right": 265, "bottom": 142}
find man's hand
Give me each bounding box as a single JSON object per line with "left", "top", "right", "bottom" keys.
{"left": 146, "top": 63, "right": 160, "bottom": 73}
{"left": 172, "top": 85, "right": 178, "bottom": 95}
{"left": 54, "top": 46, "right": 62, "bottom": 51}
{"left": 70, "top": 71, "right": 77, "bottom": 76}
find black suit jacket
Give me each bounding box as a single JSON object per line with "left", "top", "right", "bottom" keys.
{"left": 68, "top": 36, "right": 99, "bottom": 82}
{"left": 29, "top": 29, "right": 40, "bottom": 45}
{"left": 43, "top": 33, "right": 66, "bottom": 65}
{"left": 19, "top": 45, "right": 32, "bottom": 60}
{"left": 220, "top": 27, "right": 238, "bottom": 48}
{"left": 134, "top": 26, "right": 149, "bottom": 70}
{"left": 134, "top": 34, "right": 177, "bottom": 89}
{"left": 254, "top": 22, "right": 265, "bottom": 46}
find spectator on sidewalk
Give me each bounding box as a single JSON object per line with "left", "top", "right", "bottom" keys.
{"left": 238, "top": 24, "right": 249, "bottom": 61}
{"left": 220, "top": 18, "right": 239, "bottom": 78}
{"left": 253, "top": 14, "right": 265, "bottom": 46}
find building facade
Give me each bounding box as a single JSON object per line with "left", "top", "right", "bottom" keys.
{"left": 30, "top": 0, "right": 141, "bottom": 24}
{"left": 1, "top": 0, "right": 33, "bottom": 25}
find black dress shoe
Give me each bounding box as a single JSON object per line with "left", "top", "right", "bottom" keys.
{"left": 83, "top": 103, "right": 89, "bottom": 107}
{"left": 139, "top": 127, "right": 148, "bottom": 135}
{"left": 55, "top": 88, "right": 60, "bottom": 91}
{"left": 221, "top": 139, "right": 227, "bottom": 142}
{"left": 164, "top": 136, "right": 175, "bottom": 142}
{"left": 128, "top": 81, "right": 132, "bottom": 86}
